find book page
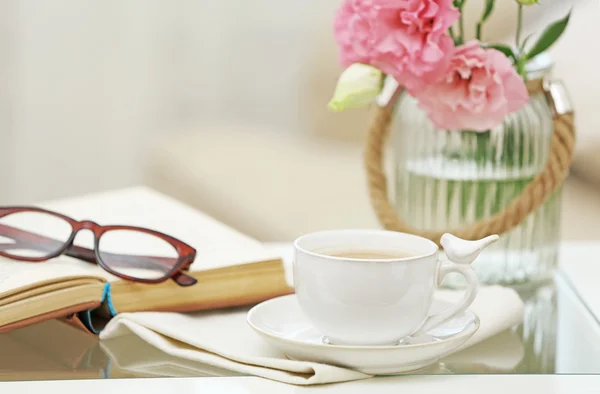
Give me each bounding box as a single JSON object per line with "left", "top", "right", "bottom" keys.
{"left": 0, "top": 256, "right": 106, "bottom": 298}
{"left": 0, "top": 210, "right": 112, "bottom": 297}
{"left": 40, "top": 187, "right": 281, "bottom": 275}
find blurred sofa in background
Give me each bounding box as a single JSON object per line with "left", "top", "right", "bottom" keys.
{"left": 146, "top": 0, "right": 599, "bottom": 242}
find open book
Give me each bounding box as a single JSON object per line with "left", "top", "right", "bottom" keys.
{"left": 0, "top": 187, "right": 291, "bottom": 333}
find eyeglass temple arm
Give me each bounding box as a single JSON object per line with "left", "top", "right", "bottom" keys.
{"left": 0, "top": 223, "right": 65, "bottom": 254}
{"left": 66, "top": 245, "right": 197, "bottom": 287}
{"left": 0, "top": 223, "right": 197, "bottom": 286}
{"left": 66, "top": 245, "right": 197, "bottom": 286}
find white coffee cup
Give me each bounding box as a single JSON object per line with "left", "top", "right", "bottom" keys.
{"left": 293, "top": 230, "right": 498, "bottom": 346}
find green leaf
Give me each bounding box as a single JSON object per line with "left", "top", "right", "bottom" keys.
{"left": 526, "top": 11, "right": 571, "bottom": 60}
{"left": 487, "top": 44, "right": 517, "bottom": 64}
{"left": 480, "top": 0, "right": 495, "bottom": 22}
{"left": 516, "top": 56, "right": 528, "bottom": 78}
{"left": 519, "top": 33, "right": 534, "bottom": 53}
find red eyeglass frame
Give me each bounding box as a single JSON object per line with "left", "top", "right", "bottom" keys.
{"left": 0, "top": 207, "right": 198, "bottom": 287}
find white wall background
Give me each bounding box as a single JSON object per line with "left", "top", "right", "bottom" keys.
{"left": 0, "top": 0, "right": 335, "bottom": 205}
{"left": 0, "top": 3, "right": 17, "bottom": 203}
{"left": 0, "top": 0, "right": 591, "bottom": 205}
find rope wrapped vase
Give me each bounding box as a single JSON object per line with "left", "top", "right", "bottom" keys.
{"left": 364, "top": 79, "right": 576, "bottom": 247}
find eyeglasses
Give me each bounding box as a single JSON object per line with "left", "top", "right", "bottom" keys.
{"left": 0, "top": 207, "right": 198, "bottom": 287}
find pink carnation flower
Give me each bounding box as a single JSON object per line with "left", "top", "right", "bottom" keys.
{"left": 414, "top": 41, "right": 530, "bottom": 131}
{"left": 334, "top": 0, "right": 459, "bottom": 91}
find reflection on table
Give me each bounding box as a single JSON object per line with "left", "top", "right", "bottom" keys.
{"left": 0, "top": 320, "right": 134, "bottom": 381}
{"left": 515, "top": 283, "right": 557, "bottom": 373}
{"left": 0, "top": 282, "right": 562, "bottom": 380}
{"left": 0, "top": 320, "right": 103, "bottom": 381}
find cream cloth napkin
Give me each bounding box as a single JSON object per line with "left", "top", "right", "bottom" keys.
{"left": 100, "top": 286, "right": 524, "bottom": 385}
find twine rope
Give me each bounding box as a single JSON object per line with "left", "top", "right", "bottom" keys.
{"left": 364, "top": 79, "right": 576, "bottom": 246}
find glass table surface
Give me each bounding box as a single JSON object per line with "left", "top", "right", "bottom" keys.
{"left": 0, "top": 278, "right": 581, "bottom": 381}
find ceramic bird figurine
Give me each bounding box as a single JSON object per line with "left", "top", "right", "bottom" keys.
{"left": 440, "top": 233, "right": 500, "bottom": 265}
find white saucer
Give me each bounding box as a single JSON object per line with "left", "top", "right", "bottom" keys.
{"left": 247, "top": 294, "right": 479, "bottom": 375}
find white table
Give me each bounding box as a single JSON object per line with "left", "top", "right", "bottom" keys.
{"left": 3, "top": 375, "right": 600, "bottom": 394}
{"left": 1, "top": 241, "right": 599, "bottom": 390}
{"left": 2, "top": 186, "right": 600, "bottom": 391}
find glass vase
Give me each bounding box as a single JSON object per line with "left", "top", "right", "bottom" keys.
{"left": 393, "top": 62, "right": 563, "bottom": 286}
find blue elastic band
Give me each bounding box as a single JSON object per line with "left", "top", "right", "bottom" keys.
{"left": 77, "top": 282, "right": 118, "bottom": 334}
{"left": 102, "top": 282, "right": 118, "bottom": 317}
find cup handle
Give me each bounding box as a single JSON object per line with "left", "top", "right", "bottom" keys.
{"left": 415, "top": 260, "right": 479, "bottom": 335}
{"left": 412, "top": 233, "right": 498, "bottom": 336}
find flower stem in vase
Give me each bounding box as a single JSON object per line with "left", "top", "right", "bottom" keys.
{"left": 516, "top": 4, "right": 524, "bottom": 48}
{"left": 458, "top": 0, "right": 466, "bottom": 45}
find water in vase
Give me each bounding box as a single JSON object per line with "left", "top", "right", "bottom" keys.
{"left": 393, "top": 84, "right": 560, "bottom": 287}
{"left": 396, "top": 156, "right": 560, "bottom": 286}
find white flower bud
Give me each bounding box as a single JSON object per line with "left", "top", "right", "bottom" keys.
{"left": 328, "top": 64, "right": 384, "bottom": 112}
